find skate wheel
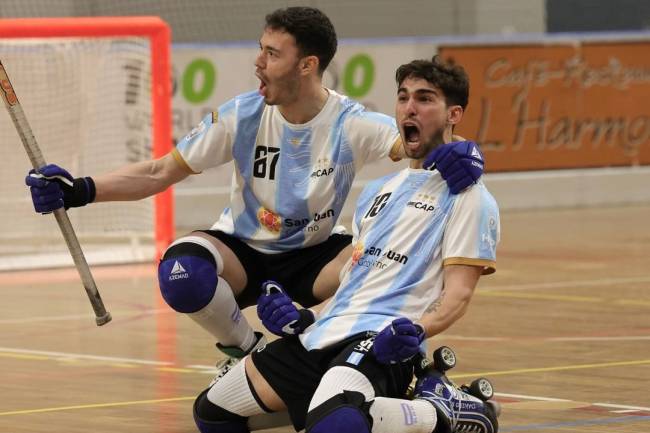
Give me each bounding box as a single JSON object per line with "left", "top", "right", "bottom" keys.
{"left": 469, "top": 377, "right": 494, "bottom": 401}
{"left": 432, "top": 346, "right": 456, "bottom": 372}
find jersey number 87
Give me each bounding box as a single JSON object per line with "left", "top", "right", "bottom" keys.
{"left": 253, "top": 146, "right": 280, "bottom": 180}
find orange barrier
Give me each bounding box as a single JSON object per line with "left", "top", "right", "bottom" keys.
{"left": 439, "top": 41, "right": 650, "bottom": 172}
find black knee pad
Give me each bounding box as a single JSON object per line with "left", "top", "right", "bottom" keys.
{"left": 193, "top": 388, "right": 249, "bottom": 433}
{"left": 306, "top": 391, "right": 372, "bottom": 433}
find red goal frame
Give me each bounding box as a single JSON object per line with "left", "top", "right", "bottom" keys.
{"left": 0, "top": 16, "right": 174, "bottom": 258}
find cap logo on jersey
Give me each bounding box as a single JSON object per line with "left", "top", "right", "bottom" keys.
{"left": 407, "top": 193, "right": 437, "bottom": 212}
{"left": 257, "top": 207, "right": 282, "bottom": 233}
{"left": 310, "top": 157, "right": 334, "bottom": 178}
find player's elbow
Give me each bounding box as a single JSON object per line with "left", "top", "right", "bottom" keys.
{"left": 149, "top": 157, "right": 187, "bottom": 194}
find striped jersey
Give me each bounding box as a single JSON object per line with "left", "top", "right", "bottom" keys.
{"left": 172, "top": 89, "right": 401, "bottom": 253}
{"left": 300, "top": 167, "right": 500, "bottom": 350}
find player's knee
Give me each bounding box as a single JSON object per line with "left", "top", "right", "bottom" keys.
{"left": 193, "top": 388, "right": 249, "bottom": 433}
{"left": 158, "top": 236, "right": 223, "bottom": 313}
{"left": 306, "top": 391, "right": 371, "bottom": 433}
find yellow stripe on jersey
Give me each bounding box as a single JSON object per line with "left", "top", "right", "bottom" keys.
{"left": 389, "top": 137, "right": 404, "bottom": 161}
{"left": 443, "top": 257, "right": 496, "bottom": 275}
{"left": 171, "top": 148, "right": 200, "bottom": 174}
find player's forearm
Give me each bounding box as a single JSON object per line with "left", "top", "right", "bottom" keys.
{"left": 419, "top": 264, "right": 482, "bottom": 337}
{"left": 419, "top": 284, "right": 474, "bottom": 337}
{"left": 94, "top": 156, "right": 186, "bottom": 202}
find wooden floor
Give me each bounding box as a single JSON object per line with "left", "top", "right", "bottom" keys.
{"left": 1, "top": 204, "right": 649, "bottom": 433}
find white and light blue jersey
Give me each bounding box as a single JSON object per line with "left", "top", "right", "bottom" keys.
{"left": 300, "top": 167, "right": 500, "bottom": 350}
{"left": 172, "top": 89, "right": 401, "bottom": 253}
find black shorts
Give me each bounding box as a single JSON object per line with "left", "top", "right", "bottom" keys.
{"left": 200, "top": 230, "right": 352, "bottom": 308}
{"left": 251, "top": 333, "right": 414, "bottom": 431}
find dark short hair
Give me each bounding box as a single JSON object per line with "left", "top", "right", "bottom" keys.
{"left": 265, "top": 7, "right": 337, "bottom": 74}
{"left": 395, "top": 55, "right": 469, "bottom": 110}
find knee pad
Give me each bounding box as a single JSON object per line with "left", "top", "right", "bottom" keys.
{"left": 306, "top": 391, "right": 371, "bottom": 433}
{"left": 158, "top": 236, "right": 224, "bottom": 313}
{"left": 193, "top": 388, "right": 249, "bottom": 433}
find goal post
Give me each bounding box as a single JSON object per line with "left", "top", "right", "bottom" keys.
{"left": 0, "top": 17, "right": 173, "bottom": 270}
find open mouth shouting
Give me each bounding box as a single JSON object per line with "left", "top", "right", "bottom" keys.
{"left": 401, "top": 121, "right": 421, "bottom": 151}
{"left": 256, "top": 72, "right": 268, "bottom": 97}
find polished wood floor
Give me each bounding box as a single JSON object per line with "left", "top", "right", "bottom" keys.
{"left": 1, "top": 205, "right": 649, "bottom": 433}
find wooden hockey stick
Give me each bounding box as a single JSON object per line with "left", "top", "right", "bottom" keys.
{"left": 0, "top": 60, "right": 111, "bottom": 326}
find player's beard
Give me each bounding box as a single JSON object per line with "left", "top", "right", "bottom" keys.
{"left": 262, "top": 62, "right": 301, "bottom": 106}
{"left": 405, "top": 129, "right": 445, "bottom": 159}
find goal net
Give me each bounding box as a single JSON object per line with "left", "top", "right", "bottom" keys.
{"left": 0, "top": 17, "right": 173, "bottom": 270}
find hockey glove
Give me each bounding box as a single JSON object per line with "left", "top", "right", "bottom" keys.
{"left": 257, "top": 280, "right": 315, "bottom": 337}
{"left": 25, "top": 164, "right": 95, "bottom": 213}
{"left": 373, "top": 317, "right": 425, "bottom": 364}
{"left": 424, "top": 141, "right": 484, "bottom": 194}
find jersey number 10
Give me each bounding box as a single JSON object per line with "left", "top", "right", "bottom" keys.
{"left": 253, "top": 146, "right": 280, "bottom": 180}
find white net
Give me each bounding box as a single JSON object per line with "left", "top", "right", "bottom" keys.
{"left": 0, "top": 37, "right": 156, "bottom": 270}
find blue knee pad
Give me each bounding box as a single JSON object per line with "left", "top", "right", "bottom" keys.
{"left": 158, "top": 239, "right": 220, "bottom": 313}
{"left": 193, "top": 388, "right": 249, "bottom": 433}
{"left": 306, "top": 391, "right": 371, "bottom": 433}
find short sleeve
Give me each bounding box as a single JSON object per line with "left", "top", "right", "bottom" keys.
{"left": 442, "top": 182, "right": 500, "bottom": 274}
{"left": 173, "top": 98, "right": 237, "bottom": 173}
{"left": 344, "top": 111, "right": 401, "bottom": 167}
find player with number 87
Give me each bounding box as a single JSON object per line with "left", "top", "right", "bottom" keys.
{"left": 24, "top": 6, "right": 485, "bottom": 386}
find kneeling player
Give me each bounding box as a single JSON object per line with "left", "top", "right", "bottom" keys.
{"left": 193, "top": 55, "right": 500, "bottom": 433}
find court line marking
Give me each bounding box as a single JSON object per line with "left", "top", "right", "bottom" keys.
{"left": 3, "top": 347, "right": 650, "bottom": 381}
{"left": 496, "top": 392, "right": 650, "bottom": 412}
{"left": 442, "top": 334, "right": 650, "bottom": 342}
{"left": 481, "top": 275, "right": 650, "bottom": 292}
{"left": 479, "top": 291, "right": 603, "bottom": 302}
{"left": 479, "top": 290, "right": 650, "bottom": 307}
{"left": 0, "top": 397, "right": 194, "bottom": 417}
{"left": 544, "top": 336, "right": 650, "bottom": 342}
{"left": 451, "top": 359, "right": 650, "bottom": 380}
{"left": 2, "top": 347, "right": 649, "bottom": 413}
{"left": 0, "top": 263, "right": 155, "bottom": 286}
{"left": 0, "top": 355, "right": 647, "bottom": 417}
{"left": 500, "top": 415, "right": 650, "bottom": 431}
{"left": 1, "top": 392, "right": 647, "bottom": 419}
{"left": 0, "top": 347, "right": 174, "bottom": 366}
{"left": 0, "top": 308, "right": 172, "bottom": 324}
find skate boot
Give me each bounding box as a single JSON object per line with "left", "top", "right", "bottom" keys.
{"left": 209, "top": 331, "right": 266, "bottom": 386}
{"left": 413, "top": 347, "right": 499, "bottom": 433}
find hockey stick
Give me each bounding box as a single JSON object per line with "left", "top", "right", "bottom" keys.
{"left": 0, "top": 60, "right": 111, "bottom": 326}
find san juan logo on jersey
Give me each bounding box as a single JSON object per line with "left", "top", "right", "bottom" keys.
{"left": 284, "top": 209, "right": 335, "bottom": 229}
{"left": 406, "top": 193, "right": 437, "bottom": 212}
{"left": 257, "top": 207, "right": 282, "bottom": 233}
{"left": 352, "top": 244, "right": 409, "bottom": 269}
